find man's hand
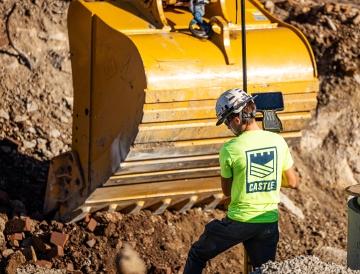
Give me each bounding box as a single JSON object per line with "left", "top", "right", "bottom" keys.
{"left": 221, "top": 177, "right": 232, "bottom": 197}
{"left": 281, "top": 167, "right": 298, "bottom": 189}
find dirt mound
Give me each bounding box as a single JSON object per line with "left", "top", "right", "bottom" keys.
{"left": 0, "top": 0, "right": 359, "bottom": 273}
{"left": 0, "top": 0, "right": 72, "bottom": 160}
{"left": 0, "top": 0, "right": 72, "bottom": 215}
{"left": 270, "top": 0, "right": 360, "bottom": 265}
{"left": 2, "top": 210, "right": 244, "bottom": 273}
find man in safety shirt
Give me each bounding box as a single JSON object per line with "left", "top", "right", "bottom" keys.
{"left": 183, "top": 88, "right": 298, "bottom": 274}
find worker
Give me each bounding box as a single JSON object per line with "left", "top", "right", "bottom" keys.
{"left": 183, "top": 88, "right": 298, "bottom": 274}
{"left": 189, "top": 0, "right": 212, "bottom": 39}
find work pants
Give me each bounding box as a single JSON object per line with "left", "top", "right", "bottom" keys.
{"left": 183, "top": 217, "right": 279, "bottom": 274}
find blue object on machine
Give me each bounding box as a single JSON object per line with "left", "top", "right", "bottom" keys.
{"left": 189, "top": 0, "right": 212, "bottom": 39}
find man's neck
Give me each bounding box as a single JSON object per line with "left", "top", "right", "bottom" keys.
{"left": 245, "top": 120, "right": 261, "bottom": 131}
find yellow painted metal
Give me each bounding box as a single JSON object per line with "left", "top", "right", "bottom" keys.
{"left": 127, "top": 27, "right": 316, "bottom": 91}
{"left": 142, "top": 92, "right": 317, "bottom": 123}
{"left": 119, "top": 154, "right": 219, "bottom": 173}
{"left": 81, "top": 0, "right": 169, "bottom": 32}
{"left": 135, "top": 112, "right": 311, "bottom": 144}
{"left": 250, "top": 0, "right": 318, "bottom": 76}
{"left": 144, "top": 81, "right": 318, "bottom": 103}
{"left": 86, "top": 177, "right": 223, "bottom": 205}
{"left": 89, "top": 16, "right": 146, "bottom": 191}
{"left": 67, "top": 1, "right": 93, "bottom": 190}
{"left": 44, "top": 0, "right": 319, "bottom": 221}
{"left": 125, "top": 131, "right": 301, "bottom": 162}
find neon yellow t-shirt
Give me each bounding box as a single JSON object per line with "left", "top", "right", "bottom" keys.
{"left": 219, "top": 130, "right": 294, "bottom": 223}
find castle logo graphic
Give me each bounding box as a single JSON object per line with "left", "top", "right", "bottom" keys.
{"left": 246, "top": 147, "right": 278, "bottom": 193}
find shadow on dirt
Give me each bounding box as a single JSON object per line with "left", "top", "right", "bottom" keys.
{"left": 0, "top": 138, "right": 49, "bottom": 220}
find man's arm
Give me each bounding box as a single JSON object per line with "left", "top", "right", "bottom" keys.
{"left": 221, "top": 177, "right": 232, "bottom": 197}
{"left": 282, "top": 167, "right": 298, "bottom": 189}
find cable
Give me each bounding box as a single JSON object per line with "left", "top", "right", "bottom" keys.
{"left": 235, "top": 0, "right": 238, "bottom": 24}
{"left": 241, "top": 0, "right": 247, "bottom": 92}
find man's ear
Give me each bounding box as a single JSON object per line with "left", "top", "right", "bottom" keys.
{"left": 233, "top": 115, "right": 242, "bottom": 125}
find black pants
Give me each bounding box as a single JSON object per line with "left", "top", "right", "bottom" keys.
{"left": 183, "top": 218, "right": 279, "bottom": 274}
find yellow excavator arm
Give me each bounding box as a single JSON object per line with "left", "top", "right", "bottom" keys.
{"left": 44, "top": 0, "right": 318, "bottom": 222}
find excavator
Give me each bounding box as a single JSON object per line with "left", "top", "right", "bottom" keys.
{"left": 43, "top": 0, "right": 319, "bottom": 223}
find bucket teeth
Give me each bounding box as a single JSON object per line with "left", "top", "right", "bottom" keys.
{"left": 108, "top": 204, "right": 119, "bottom": 213}
{"left": 122, "top": 201, "right": 145, "bottom": 214}
{"left": 69, "top": 206, "right": 91, "bottom": 224}
{"left": 152, "top": 198, "right": 172, "bottom": 215}
{"left": 171, "top": 195, "right": 199, "bottom": 213}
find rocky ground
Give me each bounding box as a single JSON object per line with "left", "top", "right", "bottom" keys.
{"left": 262, "top": 256, "right": 360, "bottom": 274}
{"left": 0, "top": 0, "right": 359, "bottom": 273}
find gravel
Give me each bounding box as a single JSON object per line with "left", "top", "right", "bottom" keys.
{"left": 17, "top": 264, "right": 66, "bottom": 274}
{"left": 262, "top": 256, "right": 360, "bottom": 274}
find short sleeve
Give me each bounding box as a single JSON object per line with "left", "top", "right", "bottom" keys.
{"left": 282, "top": 143, "right": 294, "bottom": 171}
{"left": 219, "top": 146, "right": 233, "bottom": 178}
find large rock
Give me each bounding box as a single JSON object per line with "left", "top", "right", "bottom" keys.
{"left": 117, "top": 243, "right": 146, "bottom": 274}
{"left": 50, "top": 139, "right": 64, "bottom": 155}
{"left": 5, "top": 251, "right": 26, "bottom": 274}
{"left": 313, "top": 246, "right": 347, "bottom": 266}
{"left": 280, "top": 192, "right": 304, "bottom": 220}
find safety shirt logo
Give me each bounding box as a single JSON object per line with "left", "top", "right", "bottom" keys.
{"left": 245, "top": 147, "right": 277, "bottom": 193}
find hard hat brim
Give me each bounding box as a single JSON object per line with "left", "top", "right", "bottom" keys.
{"left": 216, "top": 117, "right": 226, "bottom": 126}
{"left": 216, "top": 106, "right": 234, "bottom": 126}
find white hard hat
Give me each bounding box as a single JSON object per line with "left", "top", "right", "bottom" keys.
{"left": 215, "top": 88, "right": 256, "bottom": 126}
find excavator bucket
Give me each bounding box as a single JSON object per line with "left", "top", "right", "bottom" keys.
{"left": 44, "top": 0, "right": 318, "bottom": 222}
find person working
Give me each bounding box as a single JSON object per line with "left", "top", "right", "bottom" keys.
{"left": 189, "top": 0, "right": 212, "bottom": 39}
{"left": 183, "top": 88, "right": 298, "bottom": 274}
